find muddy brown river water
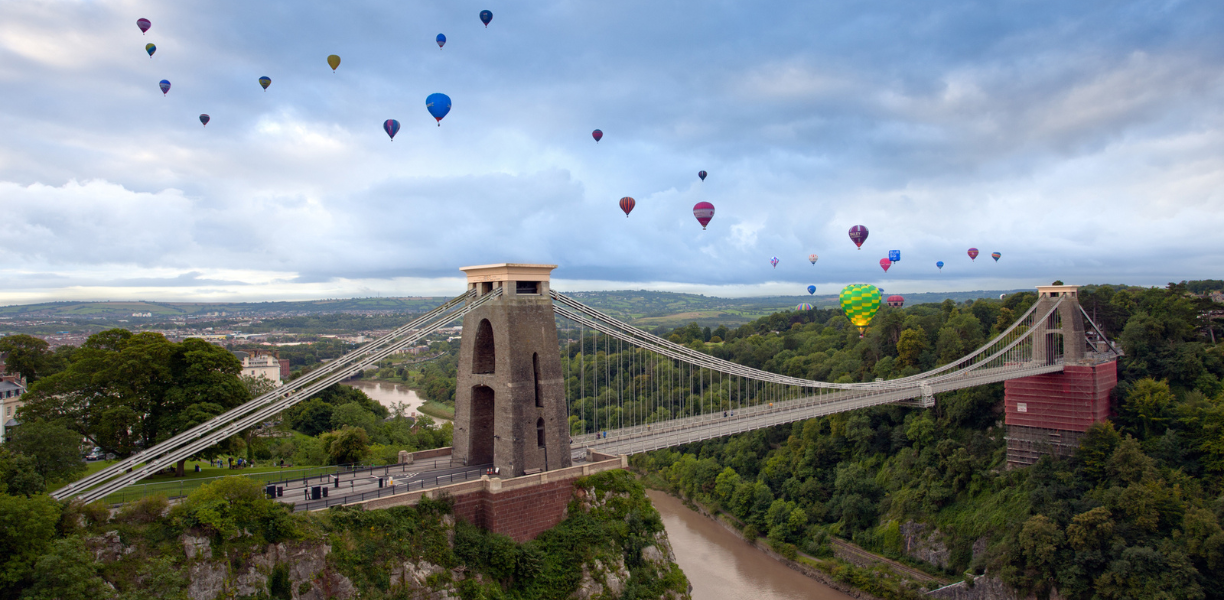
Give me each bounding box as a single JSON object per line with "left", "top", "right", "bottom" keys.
{"left": 646, "top": 490, "right": 852, "bottom": 600}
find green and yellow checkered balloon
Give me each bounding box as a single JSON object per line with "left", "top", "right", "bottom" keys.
{"left": 839, "top": 284, "right": 881, "bottom": 331}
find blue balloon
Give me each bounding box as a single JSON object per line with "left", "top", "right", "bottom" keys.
{"left": 480, "top": 10, "right": 492, "bottom": 26}
{"left": 888, "top": 250, "right": 901, "bottom": 262}
{"left": 936, "top": 261, "right": 944, "bottom": 271}
{"left": 807, "top": 285, "right": 816, "bottom": 295}
{"left": 436, "top": 33, "right": 446, "bottom": 48}
{"left": 426, "top": 93, "right": 451, "bottom": 126}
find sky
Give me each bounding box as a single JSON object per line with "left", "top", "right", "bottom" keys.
{"left": 0, "top": 0, "right": 1221, "bottom": 303}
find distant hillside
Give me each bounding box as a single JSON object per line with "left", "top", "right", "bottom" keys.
{"left": 0, "top": 297, "right": 450, "bottom": 319}
{"left": 561, "top": 289, "right": 1032, "bottom": 329}
{"left": 0, "top": 289, "right": 1032, "bottom": 327}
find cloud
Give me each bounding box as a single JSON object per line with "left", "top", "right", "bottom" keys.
{"left": 0, "top": 0, "right": 1221, "bottom": 303}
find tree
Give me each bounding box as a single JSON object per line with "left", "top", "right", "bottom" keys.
{"left": 5, "top": 421, "right": 85, "bottom": 484}
{"left": 0, "top": 334, "right": 49, "bottom": 382}
{"left": 1119, "top": 378, "right": 1174, "bottom": 439}
{"left": 896, "top": 329, "right": 927, "bottom": 367}
{"left": 326, "top": 427, "right": 371, "bottom": 465}
{"left": 0, "top": 493, "right": 60, "bottom": 596}
{"left": 290, "top": 399, "right": 334, "bottom": 436}
{"left": 0, "top": 447, "right": 44, "bottom": 496}
{"left": 1018, "top": 514, "right": 1064, "bottom": 573}
{"left": 331, "top": 402, "right": 378, "bottom": 432}
{"left": 19, "top": 331, "right": 247, "bottom": 463}
{"left": 21, "top": 537, "right": 115, "bottom": 600}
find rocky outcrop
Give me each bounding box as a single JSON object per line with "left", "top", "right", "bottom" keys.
{"left": 901, "top": 521, "right": 951, "bottom": 569}
{"left": 86, "top": 531, "right": 135, "bottom": 563}
{"left": 181, "top": 534, "right": 210, "bottom": 560}
{"left": 181, "top": 535, "right": 351, "bottom": 600}
{"left": 573, "top": 555, "right": 630, "bottom": 600}
{"left": 390, "top": 559, "right": 445, "bottom": 588}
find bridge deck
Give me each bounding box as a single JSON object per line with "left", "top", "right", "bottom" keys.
{"left": 573, "top": 362, "right": 1066, "bottom": 455}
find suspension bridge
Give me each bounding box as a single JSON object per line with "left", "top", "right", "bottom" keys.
{"left": 54, "top": 264, "right": 1119, "bottom": 504}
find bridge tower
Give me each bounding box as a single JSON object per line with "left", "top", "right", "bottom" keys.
{"left": 452, "top": 264, "right": 572, "bottom": 477}
{"left": 1004, "top": 285, "right": 1118, "bottom": 467}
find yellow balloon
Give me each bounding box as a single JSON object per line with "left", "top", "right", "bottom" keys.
{"left": 327, "top": 54, "right": 341, "bottom": 71}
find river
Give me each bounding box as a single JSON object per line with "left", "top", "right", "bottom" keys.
{"left": 646, "top": 490, "right": 852, "bottom": 600}
{"left": 342, "top": 380, "right": 450, "bottom": 423}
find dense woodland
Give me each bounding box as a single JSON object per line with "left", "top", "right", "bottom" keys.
{"left": 626, "top": 283, "right": 1224, "bottom": 599}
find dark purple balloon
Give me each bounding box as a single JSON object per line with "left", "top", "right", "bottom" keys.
{"left": 848, "top": 225, "right": 868, "bottom": 249}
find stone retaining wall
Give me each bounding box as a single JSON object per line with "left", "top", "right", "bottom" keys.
{"left": 352, "top": 451, "right": 627, "bottom": 541}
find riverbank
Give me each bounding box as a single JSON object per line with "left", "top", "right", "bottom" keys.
{"left": 638, "top": 474, "right": 939, "bottom": 600}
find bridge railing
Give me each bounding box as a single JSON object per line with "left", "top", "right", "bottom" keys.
{"left": 292, "top": 467, "right": 486, "bottom": 512}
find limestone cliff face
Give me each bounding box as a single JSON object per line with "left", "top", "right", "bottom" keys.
{"left": 81, "top": 471, "right": 688, "bottom": 600}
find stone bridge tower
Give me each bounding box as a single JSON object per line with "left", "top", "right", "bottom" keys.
{"left": 452, "top": 264, "right": 572, "bottom": 477}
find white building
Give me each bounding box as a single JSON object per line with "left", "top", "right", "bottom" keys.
{"left": 233, "top": 350, "right": 284, "bottom": 387}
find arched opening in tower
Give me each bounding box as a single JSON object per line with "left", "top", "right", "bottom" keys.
{"left": 536, "top": 417, "right": 545, "bottom": 448}
{"left": 473, "top": 319, "right": 495, "bottom": 374}
{"left": 469, "top": 385, "right": 495, "bottom": 464}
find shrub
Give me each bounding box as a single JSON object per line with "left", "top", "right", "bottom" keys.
{"left": 117, "top": 494, "right": 169, "bottom": 524}
{"left": 170, "top": 476, "right": 297, "bottom": 542}
{"left": 743, "top": 524, "right": 760, "bottom": 542}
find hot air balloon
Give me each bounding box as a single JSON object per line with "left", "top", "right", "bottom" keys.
{"left": 137, "top": 18, "right": 151, "bottom": 34}
{"left": 145, "top": 43, "right": 156, "bottom": 58}
{"left": 840, "top": 284, "right": 882, "bottom": 334}
{"left": 259, "top": 76, "right": 271, "bottom": 91}
{"left": 480, "top": 10, "right": 493, "bottom": 27}
{"left": 796, "top": 303, "right": 813, "bottom": 311}
{"left": 436, "top": 34, "right": 446, "bottom": 48}
{"left": 807, "top": 285, "right": 816, "bottom": 295}
{"left": 889, "top": 250, "right": 901, "bottom": 263}
{"left": 848, "top": 225, "right": 868, "bottom": 249}
{"left": 936, "top": 261, "right": 944, "bottom": 271}
{"left": 426, "top": 93, "right": 451, "bottom": 126}
{"left": 199, "top": 114, "right": 209, "bottom": 127}
{"left": 879, "top": 258, "right": 892, "bottom": 273}
{"left": 991, "top": 252, "right": 1001, "bottom": 262}
{"left": 698, "top": 170, "right": 707, "bottom": 181}
{"left": 886, "top": 295, "right": 904, "bottom": 307}
{"left": 1000, "top": 294, "right": 1006, "bottom": 300}
{"left": 383, "top": 119, "right": 400, "bottom": 140}
{"left": 968, "top": 248, "right": 979, "bottom": 261}
{"left": 592, "top": 129, "right": 602, "bottom": 143}
{"left": 809, "top": 254, "right": 818, "bottom": 264}
{"left": 770, "top": 257, "right": 779, "bottom": 269}
{"left": 693, "top": 202, "right": 714, "bottom": 230}
{"left": 619, "top": 196, "right": 635, "bottom": 217}
{"left": 327, "top": 55, "right": 341, "bottom": 72}
{"left": 159, "top": 80, "right": 171, "bottom": 96}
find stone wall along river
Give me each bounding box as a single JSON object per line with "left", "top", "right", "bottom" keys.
{"left": 647, "top": 490, "right": 852, "bottom": 600}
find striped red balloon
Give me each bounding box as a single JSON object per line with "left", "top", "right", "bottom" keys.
{"left": 619, "top": 196, "right": 635, "bottom": 217}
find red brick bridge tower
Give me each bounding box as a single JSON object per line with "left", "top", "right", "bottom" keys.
{"left": 1004, "top": 285, "right": 1119, "bottom": 466}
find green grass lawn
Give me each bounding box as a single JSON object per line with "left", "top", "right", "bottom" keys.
{"left": 418, "top": 400, "right": 455, "bottom": 420}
